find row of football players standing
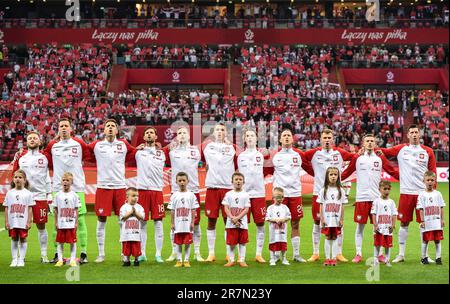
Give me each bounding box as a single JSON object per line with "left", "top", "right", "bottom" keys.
{"left": 7, "top": 118, "right": 440, "bottom": 267}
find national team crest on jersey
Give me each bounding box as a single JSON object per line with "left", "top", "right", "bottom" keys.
{"left": 374, "top": 161, "right": 380, "bottom": 167}
{"left": 72, "top": 148, "right": 77, "bottom": 154}
{"left": 256, "top": 156, "right": 261, "bottom": 162}
{"left": 156, "top": 150, "right": 161, "bottom": 157}
{"left": 419, "top": 153, "right": 425, "bottom": 159}
{"left": 191, "top": 150, "right": 196, "bottom": 157}
{"left": 333, "top": 155, "right": 338, "bottom": 161}
{"left": 293, "top": 157, "right": 298, "bottom": 164}
{"left": 224, "top": 147, "right": 230, "bottom": 153}
{"left": 117, "top": 144, "right": 123, "bottom": 151}
{"left": 38, "top": 158, "right": 44, "bottom": 165}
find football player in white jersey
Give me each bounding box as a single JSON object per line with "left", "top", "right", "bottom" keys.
{"left": 132, "top": 126, "right": 167, "bottom": 263}
{"left": 237, "top": 129, "right": 268, "bottom": 263}
{"left": 88, "top": 119, "right": 139, "bottom": 263}
{"left": 44, "top": 118, "right": 91, "bottom": 264}
{"left": 341, "top": 134, "right": 399, "bottom": 263}
{"left": 202, "top": 123, "right": 237, "bottom": 262}
{"left": 380, "top": 124, "right": 437, "bottom": 263}
{"left": 302, "top": 129, "right": 354, "bottom": 263}
{"left": 417, "top": 171, "right": 445, "bottom": 265}
{"left": 13, "top": 131, "right": 52, "bottom": 263}
{"left": 163, "top": 126, "right": 204, "bottom": 262}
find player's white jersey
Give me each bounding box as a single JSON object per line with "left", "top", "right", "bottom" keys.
{"left": 382, "top": 144, "right": 436, "bottom": 195}
{"left": 91, "top": 138, "right": 134, "bottom": 189}
{"left": 272, "top": 148, "right": 303, "bottom": 197}
{"left": 203, "top": 142, "right": 236, "bottom": 189}
{"left": 265, "top": 203, "right": 291, "bottom": 244}
{"left": 3, "top": 188, "right": 35, "bottom": 229}
{"left": 417, "top": 190, "right": 445, "bottom": 232}
{"left": 308, "top": 148, "right": 347, "bottom": 196}
{"left": 353, "top": 152, "right": 384, "bottom": 202}
{"left": 119, "top": 203, "right": 145, "bottom": 242}
{"left": 15, "top": 150, "right": 51, "bottom": 200}
{"left": 167, "top": 191, "right": 199, "bottom": 233}
{"left": 222, "top": 190, "right": 251, "bottom": 229}
{"left": 136, "top": 146, "right": 166, "bottom": 191}
{"left": 237, "top": 148, "right": 265, "bottom": 198}
{"left": 370, "top": 198, "right": 398, "bottom": 236}
{"left": 317, "top": 187, "right": 346, "bottom": 228}
{"left": 54, "top": 190, "right": 80, "bottom": 229}
{"left": 167, "top": 145, "right": 201, "bottom": 193}
{"left": 46, "top": 137, "right": 88, "bottom": 192}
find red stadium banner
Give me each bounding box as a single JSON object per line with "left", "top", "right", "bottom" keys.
{"left": 1, "top": 28, "right": 448, "bottom": 45}
{"left": 341, "top": 68, "right": 449, "bottom": 91}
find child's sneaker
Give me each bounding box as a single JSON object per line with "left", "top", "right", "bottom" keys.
{"left": 352, "top": 255, "right": 362, "bottom": 263}
{"left": 10, "top": 259, "right": 18, "bottom": 267}
{"left": 183, "top": 261, "right": 191, "bottom": 268}
{"left": 323, "top": 259, "right": 330, "bottom": 266}
{"left": 385, "top": 261, "right": 392, "bottom": 267}
{"left": 282, "top": 259, "right": 290, "bottom": 266}
{"left": 378, "top": 255, "right": 386, "bottom": 263}
{"left": 122, "top": 261, "right": 131, "bottom": 267}
{"left": 174, "top": 261, "right": 183, "bottom": 268}
{"left": 269, "top": 260, "right": 276, "bottom": 266}
{"left": 134, "top": 260, "right": 140, "bottom": 267}
{"left": 69, "top": 260, "right": 78, "bottom": 267}
{"left": 330, "top": 259, "right": 337, "bottom": 266}
{"left": 435, "top": 258, "right": 442, "bottom": 265}
{"left": 421, "top": 257, "right": 430, "bottom": 265}
{"left": 55, "top": 260, "right": 64, "bottom": 267}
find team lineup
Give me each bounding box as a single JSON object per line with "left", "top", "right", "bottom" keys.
{"left": 4, "top": 118, "right": 445, "bottom": 269}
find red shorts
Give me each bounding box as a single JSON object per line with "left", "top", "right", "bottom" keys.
{"left": 194, "top": 193, "right": 201, "bottom": 225}
{"left": 205, "top": 188, "right": 230, "bottom": 219}
{"left": 246, "top": 197, "right": 267, "bottom": 225}
{"left": 269, "top": 242, "right": 287, "bottom": 252}
{"left": 283, "top": 196, "right": 303, "bottom": 221}
{"left": 397, "top": 194, "right": 421, "bottom": 224}
{"left": 122, "top": 241, "right": 142, "bottom": 258}
{"left": 95, "top": 188, "right": 127, "bottom": 217}
{"left": 174, "top": 232, "right": 193, "bottom": 245}
{"left": 354, "top": 201, "right": 373, "bottom": 224}
{"left": 56, "top": 229, "right": 77, "bottom": 244}
{"left": 138, "top": 190, "right": 165, "bottom": 221}
{"left": 422, "top": 230, "right": 444, "bottom": 242}
{"left": 9, "top": 228, "right": 28, "bottom": 240}
{"left": 321, "top": 227, "right": 342, "bottom": 237}
{"left": 312, "top": 195, "right": 320, "bottom": 222}
{"left": 226, "top": 228, "right": 249, "bottom": 246}
{"left": 374, "top": 233, "right": 393, "bottom": 248}
{"left": 33, "top": 200, "right": 49, "bottom": 224}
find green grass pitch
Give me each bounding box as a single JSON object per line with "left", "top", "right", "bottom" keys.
{"left": 0, "top": 183, "right": 448, "bottom": 284}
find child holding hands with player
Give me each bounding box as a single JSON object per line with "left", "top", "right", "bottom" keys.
{"left": 119, "top": 187, "right": 145, "bottom": 267}
{"left": 370, "top": 181, "right": 397, "bottom": 267}
{"left": 167, "top": 172, "right": 199, "bottom": 268}
{"left": 222, "top": 172, "right": 251, "bottom": 267}
{"left": 318, "top": 167, "right": 346, "bottom": 266}
{"left": 54, "top": 172, "right": 80, "bottom": 267}
{"left": 265, "top": 187, "right": 291, "bottom": 266}
{"left": 4, "top": 170, "right": 34, "bottom": 267}
{"left": 417, "top": 171, "right": 445, "bottom": 265}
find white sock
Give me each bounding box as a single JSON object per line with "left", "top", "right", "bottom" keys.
{"left": 355, "top": 224, "right": 365, "bottom": 256}
{"left": 239, "top": 244, "right": 246, "bottom": 262}
{"left": 398, "top": 226, "right": 409, "bottom": 257}
{"left": 139, "top": 221, "right": 148, "bottom": 257}
{"left": 57, "top": 243, "right": 64, "bottom": 262}
{"left": 436, "top": 242, "right": 441, "bottom": 259}
{"left": 281, "top": 251, "right": 287, "bottom": 261}
{"left": 227, "top": 245, "right": 235, "bottom": 262}
{"left": 154, "top": 220, "right": 164, "bottom": 257}
{"left": 332, "top": 239, "right": 338, "bottom": 259}
{"left": 176, "top": 244, "right": 182, "bottom": 262}
{"left": 325, "top": 239, "right": 331, "bottom": 260}
{"left": 207, "top": 229, "right": 216, "bottom": 256}
{"left": 337, "top": 227, "right": 344, "bottom": 255}
{"left": 11, "top": 240, "right": 18, "bottom": 260}
{"left": 169, "top": 229, "right": 176, "bottom": 255}
{"left": 193, "top": 224, "right": 201, "bottom": 255}
{"left": 312, "top": 224, "right": 320, "bottom": 255}
{"left": 291, "top": 236, "right": 300, "bottom": 257}
{"left": 38, "top": 228, "right": 48, "bottom": 257}
{"left": 256, "top": 225, "right": 265, "bottom": 256}
{"left": 96, "top": 221, "right": 106, "bottom": 257}
{"left": 270, "top": 251, "right": 275, "bottom": 262}
{"left": 275, "top": 251, "right": 281, "bottom": 261}
{"left": 385, "top": 247, "right": 390, "bottom": 262}
{"left": 70, "top": 243, "right": 76, "bottom": 261}
{"left": 379, "top": 247, "right": 385, "bottom": 256}
{"left": 420, "top": 231, "right": 430, "bottom": 257}
{"left": 374, "top": 246, "right": 380, "bottom": 259}
{"left": 19, "top": 241, "right": 27, "bottom": 262}
{"left": 184, "top": 244, "right": 191, "bottom": 262}
{"left": 421, "top": 242, "right": 428, "bottom": 259}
